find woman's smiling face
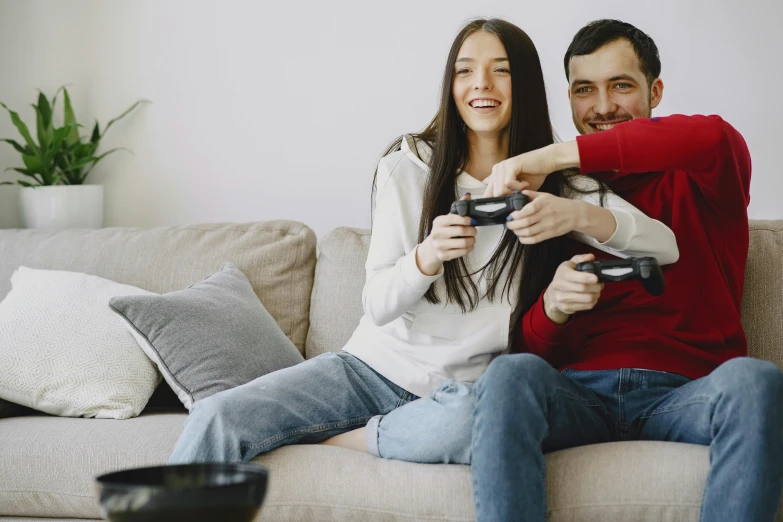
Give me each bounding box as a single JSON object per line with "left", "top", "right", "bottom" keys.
{"left": 452, "top": 31, "right": 512, "bottom": 138}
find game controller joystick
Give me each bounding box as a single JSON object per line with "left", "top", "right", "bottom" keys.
{"left": 576, "top": 257, "right": 665, "bottom": 296}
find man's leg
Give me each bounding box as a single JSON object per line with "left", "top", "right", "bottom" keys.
{"left": 167, "top": 352, "right": 414, "bottom": 464}
{"left": 639, "top": 357, "right": 783, "bottom": 522}
{"left": 471, "top": 354, "right": 615, "bottom": 522}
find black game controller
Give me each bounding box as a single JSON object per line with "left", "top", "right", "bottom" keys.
{"left": 450, "top": 192, "right": 529, "bottom": 226}
{"left": 576, "top": 257, "right": 665, "bottom": 296}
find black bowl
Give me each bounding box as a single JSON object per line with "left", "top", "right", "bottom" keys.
{"left": 95, "top": 463, "right": 269, "bottom": 522}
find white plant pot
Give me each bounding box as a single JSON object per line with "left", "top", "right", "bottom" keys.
{"left": 19, "top": 185, "right": 104, "bottom": 229}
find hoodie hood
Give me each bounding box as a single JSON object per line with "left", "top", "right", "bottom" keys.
{"left": 400, "top": 134, "right": 487, "bottom": 191}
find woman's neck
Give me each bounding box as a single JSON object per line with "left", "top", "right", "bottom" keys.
{"left": 464, "top": 130, "right": 509, "bottom": 182}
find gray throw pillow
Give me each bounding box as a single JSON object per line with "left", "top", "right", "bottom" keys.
{"left": 109, "top": 262, "right": 304, "bottom": 410}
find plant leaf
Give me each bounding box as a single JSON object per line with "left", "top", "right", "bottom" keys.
{"left": 0, "top": 102, "right": 38, "bottom": 152}
{"left": 1, "top": 139, "right": 27, "bottom": 154}
{"left": 78, "top": 147, "right": 130, "bottom": 183}
{"left": 5, "top": 167, "right": 45, "bottom": 185}
{"left": 34, "top": 104, "right": 54, "bottom": 158}
{"left": 45, "top": 125, "right": 74, "bottom": 163}
{"left": 17, "top": 180, "right": 37, "bottom": 188}
{"left": 90, "top": 121, "right": 100, "bottom": 144}
{"left": 63, "top": 88, "right": 80, "bottom": 146}
{"left": 37, "top": 91, "right": 52, "bottom": 128}
{"left": 50, "top": 85, "right": 66, "bottom": 114}
{"left": 102, "top": 99, "right": 150, "bottom": 137}
{"left": 22, "top": 154, "right": 44, "bottom": 173}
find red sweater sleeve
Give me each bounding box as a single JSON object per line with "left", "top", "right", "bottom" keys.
{"left": 576, "top": 114, "right": 751, "bottom": 213}
{"left": 517, "top": 292, "right": 585, "bottom": 366}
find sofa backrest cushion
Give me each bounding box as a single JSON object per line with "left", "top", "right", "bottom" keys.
{"left": 306, "top": 227, "right": 369, "bottom": 359}
{"left": 0, "top": 221, "right": 316, "bottom": 355}
{"left": 307, "top": 221, "right": 783, "bottom": 371}
{"left": 741, "top": 220, "right": 783, "bottom": 368}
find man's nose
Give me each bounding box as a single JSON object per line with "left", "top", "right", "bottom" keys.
{"left": 595, "top": 90, "right": 618, "bottom": 115}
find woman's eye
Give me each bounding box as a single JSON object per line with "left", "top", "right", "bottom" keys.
{"left": 495, "top": 68, "right": 510, "bottom": 73}
{"left": 457, "top": 68, "right": 470, "bottom": 74}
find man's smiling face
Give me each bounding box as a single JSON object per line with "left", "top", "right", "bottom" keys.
{"left": 568, "top": 38, "right": 663, "bottom": 135}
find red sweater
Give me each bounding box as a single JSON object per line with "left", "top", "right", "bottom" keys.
{"left": 519, "top": 114, "right": 751, "bottom": 380}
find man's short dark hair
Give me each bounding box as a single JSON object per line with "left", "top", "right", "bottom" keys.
{"left": 564, "top": 19, "right": 661, "bottom": 87}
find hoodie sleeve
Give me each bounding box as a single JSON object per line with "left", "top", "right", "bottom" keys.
{"left": 362, "top": 154, "right": 443, "bottom": 327}
{"left": 576, "top": 114, "right": 751, "bottom": 215}
{"left": 566, "top": 177, "right": 679, "bottom": 265}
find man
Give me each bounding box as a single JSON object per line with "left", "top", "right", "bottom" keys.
{"left": 475, "top": 19, "right": 783, "bottom": 522}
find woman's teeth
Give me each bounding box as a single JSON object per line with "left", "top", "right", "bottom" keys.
{"left": 470, "top": 100, "right": 500, "bottom": 108}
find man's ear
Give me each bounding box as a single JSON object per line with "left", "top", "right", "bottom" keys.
{"left": 567, "top": 87, "right": 571, "bottom": 102}
{"left": 650, "top": 78, "right": 664, "bottom": 109}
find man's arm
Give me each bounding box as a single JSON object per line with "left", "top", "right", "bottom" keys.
{"left": 516, "top": 253, "right": 600, "bottom": 366}
{"left": 486, "top": 115, "right": 751, "bottom": 216}
{"left": 558, "top": 115, "right": 751, "bottom": 213}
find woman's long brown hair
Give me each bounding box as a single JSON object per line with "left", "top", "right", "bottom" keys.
{"left": 372, "top": 18, "right": 607, "bottom": 318}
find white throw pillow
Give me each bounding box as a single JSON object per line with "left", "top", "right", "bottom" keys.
{"left": 0, "top": 266, "right": 161, "bottom": 419}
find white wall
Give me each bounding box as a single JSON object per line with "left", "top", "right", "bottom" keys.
{"left": 1, "top": 0, "right": 781, "bottom": 237}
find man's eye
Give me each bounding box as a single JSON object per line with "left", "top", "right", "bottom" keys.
{"left": 615, "top": 83, "right": 631, "bottom": 89}
{"left": 576, "top": 87, "right": 590, "bottom": 94}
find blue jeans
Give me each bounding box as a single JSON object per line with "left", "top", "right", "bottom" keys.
{"left": 370, "top": 355, "right": 783, "bottom": 522}
{"left": 167, "top": 352, "right": 417, "bottom": 464}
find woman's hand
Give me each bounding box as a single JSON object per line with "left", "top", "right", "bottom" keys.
{"left": 543, "top": 254, "right": 604, "bottom": 325}
{"left": 506, "top": 190, "right": 586, "bottom": 245}
{"left": 416, "top": 194, "right": 477, "bottom": 275}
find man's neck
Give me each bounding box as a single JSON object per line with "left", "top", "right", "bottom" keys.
{"left": 465, "top": 130, "right": 509, "bottom": 182}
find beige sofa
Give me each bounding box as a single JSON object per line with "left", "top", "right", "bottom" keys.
{"left": 0, "top": 219, "right": 781, "bottom": 522}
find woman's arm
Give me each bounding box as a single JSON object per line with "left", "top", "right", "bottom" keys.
{"left": 362, "top": 154, "right": 442, "bottom": 327}
{"left": 506, "top": 179, "right": 679, "bottom": 265}
{"left": 565, "top": 177, "right": 679, "bottom": 265}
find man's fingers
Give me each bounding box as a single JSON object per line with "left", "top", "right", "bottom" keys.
{"left": 552, "top": 279, "right": 604, "bottom": 295}
{"left": 563, "top": 267, "right": 600, "bottom": 285}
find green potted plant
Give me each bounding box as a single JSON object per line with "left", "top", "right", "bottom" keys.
{"left": 1, "top": 87, "right": 148, "bottom": 229}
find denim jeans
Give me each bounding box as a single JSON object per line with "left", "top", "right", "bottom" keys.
{"left": 367, "top": 379, "right": 475, "bottom": 463}
{"left": 472, "top": 354, "right": 783, "bottom": 522}
{"left": 167, "top": 352, "right": 417, "bottom": 464}
{"left": 370, "top": 354, "right": 783, "bottom": 522}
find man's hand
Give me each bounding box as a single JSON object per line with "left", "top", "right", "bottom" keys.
{"left": 416, "top": 194, "right": 477, "bottom": 275}
{"left": 482, "top": 146, "right": 557, "bottom": 198}
{"left": 506, "top": 190, "right": 587, "bottom": 244}
{"left": 482, "top": 142, "right": 581, "bottom": 198}
{"left": 543, "top": 254, "right": 604, "bottom": 325}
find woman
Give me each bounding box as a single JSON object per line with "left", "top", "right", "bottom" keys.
{"left": 167, "top": 18, "right": 677, "bottom": 465}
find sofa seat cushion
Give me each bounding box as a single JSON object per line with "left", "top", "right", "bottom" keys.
{"left": 0, "top": 412, "right": 734, "bottom": 522}
{"left": 0, "top": 413, "right": 186, "bottom": 519}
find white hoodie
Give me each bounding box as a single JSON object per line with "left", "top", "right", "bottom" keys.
{"left": 342, "top": 136, "right": 679, "bottom": 398}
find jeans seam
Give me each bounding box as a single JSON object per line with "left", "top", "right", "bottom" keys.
{"left": 553, "top": 390, "right": 609, "bottom": 417}
{"left": 396, "top": 391, "right": 412, "bottom": 408}
{"left": 240, "top": 416, "right": 372, "bottom": 453}
{"left": 640, "top": 397, "right": 713, "bottom": 419}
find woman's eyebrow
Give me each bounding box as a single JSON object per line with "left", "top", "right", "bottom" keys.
{"left": 455, "top": 57, "right": 509, "bottom": 63}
